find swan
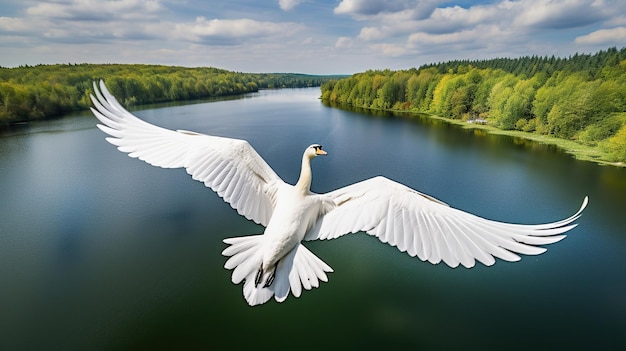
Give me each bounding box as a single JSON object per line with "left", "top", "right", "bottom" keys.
{"left": 90, "top": 80, "right": 588, "bottom": 306}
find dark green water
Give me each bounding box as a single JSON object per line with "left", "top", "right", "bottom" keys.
{"left": 0, "top": 88, "right": 624, "bottom": 350}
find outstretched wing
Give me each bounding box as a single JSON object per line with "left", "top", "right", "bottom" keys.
{"left": 306, "top": 176, "right": 587, "bottom": 268}
{"left": 90, "top": 80, "right": 284, "bottom": 226}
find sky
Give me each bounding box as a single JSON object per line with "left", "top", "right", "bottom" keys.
{"left": 1, "top": 0, "right": 625, "bottom": 74}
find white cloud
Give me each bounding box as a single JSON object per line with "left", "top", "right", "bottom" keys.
{"left": 408, "top": 26, "right": 503, "bottom": 48}
{"left": 334, "top": 0, "right": 442, "bottom": 20}
{"left": 429, "top": 5, "right": 499, "bottom": 29}
{"left": 335, "top": 0, "right": 404, "bottom": 15}
{"left": 0, "top": 1, "right": 304, "bottom": 47}
{"left": 172, "top": 17, "right": 303, "bottom": 45}
{"left": 1, "top": 0, "right": 625, "bottom": 73}
{"left": 335, "top": 36, "right": 354, "bottom": 48}
{"left": 358, "top": 26, "right": 386, "bottom": 41}
{"left": 405, "top": 4, "right": 505, "bottom": 36}
{"left": 575, "top": 26, "right": 626, "bottom": 45}
{"left": 278, "top": 0, "right": 302, "bottom": 11}
{"left": 0, "top": 16, "right": 32, "bottom": 34}
{"left": 333, "top": 0, "right": 626, "bottom": 65}
{"left": 0, "top": 0, "right": 167, "bottom": 45}
{"left": 512, "top": 0, "right": 609, "bottom": 30}
{"left": 26, "top": 0, "right": 163, "bottom": 21}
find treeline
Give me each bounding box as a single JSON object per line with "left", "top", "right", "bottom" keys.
{"left": 0, "top": 63, "right": 343, "bottom": 126}
{"left": 321, "top": 47, "right": 626, "bottom": 163}
{"left": 422, "top": 50, "right": 622, "bottom": 78}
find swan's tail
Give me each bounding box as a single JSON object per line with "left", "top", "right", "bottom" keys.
{"left": 222, "top": 235, "right": 333, "bottom": 306}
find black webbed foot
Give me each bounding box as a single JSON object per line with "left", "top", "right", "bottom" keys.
{"left": 254, "top": 264, "right": 264, "bottom": 287}
{"left": 263, "top": 264, "right": 278, "bottom": 288}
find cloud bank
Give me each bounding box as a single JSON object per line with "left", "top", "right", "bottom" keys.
{"left": 0, "top": 0, "right": 624, "bottom": 73}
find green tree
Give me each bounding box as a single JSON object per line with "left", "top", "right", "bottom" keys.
{"left": 600, "top": 123, "right": 626, "bottom": 162}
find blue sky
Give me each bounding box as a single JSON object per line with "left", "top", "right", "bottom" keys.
{"left": 1, "top": 0, "right": 625, "bottom": 74}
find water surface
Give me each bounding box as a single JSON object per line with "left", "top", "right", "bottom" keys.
{"left": 1, "top": 88, "right": 624, "bottom": 350}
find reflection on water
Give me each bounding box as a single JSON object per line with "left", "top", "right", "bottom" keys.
{"left": 0, "top": 88, "right": 624, "bottom": 350}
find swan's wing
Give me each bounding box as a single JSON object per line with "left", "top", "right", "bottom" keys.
{"left": 306, "top": 176, "right": 587, "bottom": 268}
{"left": 90, "top": 80, "right": 283, "bottom": 226}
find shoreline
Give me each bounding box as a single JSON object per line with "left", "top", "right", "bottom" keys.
{"left": 324, "top": 100, "right": 625, "bottom": 168}
{"left": 320, "top": 97, "right": 626, "bottom": 168}
{"left": 400, "top": 111, "right": 625, "bottom": 168}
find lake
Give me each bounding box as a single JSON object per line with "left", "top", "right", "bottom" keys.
{"left": 0, "top": 88, "right": 624, "bottom": 350}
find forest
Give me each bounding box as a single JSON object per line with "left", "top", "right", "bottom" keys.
{"left": 321, "top": 47, "right": 626, "bottom": 163}
{"left": 0, "top": 63, "right": 342, "bottom": 126}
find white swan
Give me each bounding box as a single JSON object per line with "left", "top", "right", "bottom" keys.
{"left": 90, "top": 80, "right": 588, "bottom": 306}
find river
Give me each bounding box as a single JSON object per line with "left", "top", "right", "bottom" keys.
{"left": 0, "top": 88, "right": 624, "bottom": 350}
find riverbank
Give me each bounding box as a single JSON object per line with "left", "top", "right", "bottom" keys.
{"left": 320, "top": 48, "right": 626, "bottom": 166}
{"left": 400, "top": 111, "right": 625, "bottom": 168}
{"left": 323, "top": 98, "right": 624, "bottom": 167}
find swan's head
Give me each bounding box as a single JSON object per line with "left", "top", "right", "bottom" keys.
{"left": 305, "top": 144, "right": 327, "bottom": 159}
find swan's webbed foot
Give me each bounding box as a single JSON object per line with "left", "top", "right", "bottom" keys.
{"left": 254, "top": 262, "right": 278, "bottom": 288}
{"left": 263, "top": 265, "right": 278, "bottom": 288}
{"left": 254, "top": 264, "right": 264, "bottom": 287}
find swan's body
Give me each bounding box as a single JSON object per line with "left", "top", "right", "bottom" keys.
{"left": 90, "top": 81, "right": 588, "bottom": 306}
{"left": 253, "top": 145, "right": 332, "bottom": 288}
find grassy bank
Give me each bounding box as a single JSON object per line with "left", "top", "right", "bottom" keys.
{"left": 401, "top": 111, "right": 624, "bottom": 167}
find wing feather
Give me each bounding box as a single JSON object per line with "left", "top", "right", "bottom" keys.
{"left": 414, "top": 211, "right": 429, "bottom": 261}
{"left": 90, "top": 80, "right": 284, "bottom": 226}
{"left": 307, "top": 176, "right": 587, "bottom": 268}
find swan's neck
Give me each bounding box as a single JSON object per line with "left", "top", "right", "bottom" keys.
{"left": 295, "top": 154, "right": 313, "bottom": 194}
